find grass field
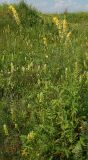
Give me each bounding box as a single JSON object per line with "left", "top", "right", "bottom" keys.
{"left": 0, "top": 2, "right": 88, "bottom": 160}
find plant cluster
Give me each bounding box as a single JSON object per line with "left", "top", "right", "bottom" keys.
{"left": 0, "top": 2, "right": 88, "bottom": 160}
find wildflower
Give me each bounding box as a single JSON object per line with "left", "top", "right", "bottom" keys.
{"left": 53, "top": 16, "right": 62, "bottom": 36}
{"left": 53, "top": 16, "right": 60, "bottom": 26}
{"left": 21, "top": 148, "right": 28, "bottom": 157}
{"left": 27, "top": 131, "right": 36, "bottom": 140}
{"left": 43, "top": 37, "right": 47, "bottom": 47}
{"left": 8, "top": 5, "right": 20, "bottom": 25}
{"left": 63, "top": 18, "right": 68, "bottom": 33}
{"left": 3, "top": 124, "right": 9, "bottom": 136}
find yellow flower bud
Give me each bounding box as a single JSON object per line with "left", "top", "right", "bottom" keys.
{"left": 27, "top": 131, "right": 36, "bottom": 140}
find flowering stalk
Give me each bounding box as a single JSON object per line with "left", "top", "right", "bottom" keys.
{"left": 8, "top": 5, "right": 21, "bottom": 26}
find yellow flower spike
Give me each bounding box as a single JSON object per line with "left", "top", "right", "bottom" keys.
{"left": 3, "top": 124, "right": 9, "bottom": 136}
{"left": 63, "top": 18, "right": 68, "bottom": 33}
{"left": 8, "top": 5, "right": 21, "bottom": 26}
{"left": 53, "top": 16, "right": 60, "bottom": 26}
{"left": 53, "top": 16, "right": 63, "bottom": 36}
{"left": 27, "top": 131, "right": 36, "bottom": 141}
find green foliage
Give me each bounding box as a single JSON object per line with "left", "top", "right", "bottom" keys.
{"left": 0, "top": 2, "right": 88, "bottom": 160}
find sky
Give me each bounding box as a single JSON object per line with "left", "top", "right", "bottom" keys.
{"left": 0, "top": 0, "right": 88, "bottom": 13}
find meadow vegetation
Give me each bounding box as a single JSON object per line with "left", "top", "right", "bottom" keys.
{"left": 0, "top": 2, "right": 88, "bottom": 160}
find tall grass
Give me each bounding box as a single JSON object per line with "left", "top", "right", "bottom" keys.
{"left": 0, "top": 2, "right": 88, "bottom": 160}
